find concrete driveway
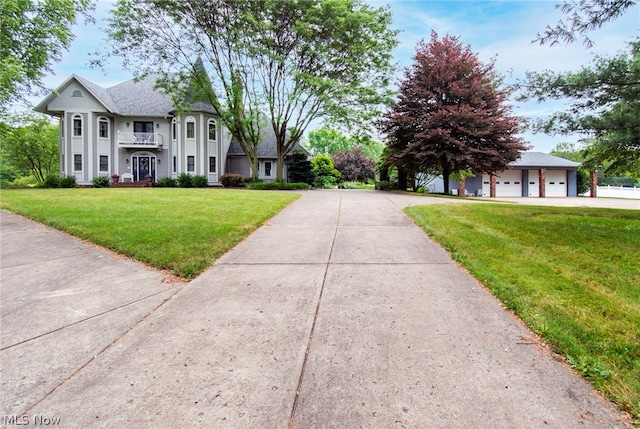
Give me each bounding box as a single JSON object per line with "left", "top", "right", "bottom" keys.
{"left": 0, "top": 191, "right": 633, "bottom": 428}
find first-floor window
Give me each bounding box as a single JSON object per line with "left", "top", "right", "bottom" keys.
{"left": 264, "top": 161, "right": 272, "bottom": 177}
{"left": 209, "top": 156, "right": 216, "bottom": 173}
{"left": 74, "top": 154, "right": 82, "bottom": 171}
{"left": 187, "top": 155, "right": 195, "bottom": 172}
{"left": 173, "top": 156, "right": 177, "bottom": 173}
{"left": 99, "top": 155, "right": 109, "bottom": 172}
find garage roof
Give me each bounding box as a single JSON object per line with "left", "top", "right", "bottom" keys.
{"left": 511, "top": 152, "right": 580, "bottom": 168}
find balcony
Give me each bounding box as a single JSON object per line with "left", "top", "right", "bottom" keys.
{"left": 118, "top": 132, "right": 164, "bottom": 149}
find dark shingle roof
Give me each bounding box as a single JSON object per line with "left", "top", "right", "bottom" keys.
{"left": 105, "top": 75, "right": 175, "bottom": 116}
{"left": 511, "top": 152, "right": 581, "bottom": 168}
{"left": 36, "top": 74, "right": 211, "bottom": 117}
{"left": 227, "top": 126, "right": 308, "bottom": 158}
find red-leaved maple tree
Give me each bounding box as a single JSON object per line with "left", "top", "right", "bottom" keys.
{"left": 379, "top": 32, "right": 528, "bottom": 193}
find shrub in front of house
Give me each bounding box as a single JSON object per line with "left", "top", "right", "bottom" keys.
{"left": 177, "top": 172, "right": 193, "bottom": 188}
{"left": 42, "top": 174, "right": 60, "bottom": 188}
{"left": 220, "top": 173, "right": 245, "bottom": 188}
{"left": 249, "top": 182, "right": 310, "bottom": 190}
{"left": 192, "top": 175, "right": 208, "bottom": 188}
{"left": 59, "top": 175, "right": 78, "bottom": 188}
{"left": 92, "top": 176, "right": 110, "bottom": 188}
{"left": 154, "top": 177, "right": 177, "bottom": 187}
{"left": 42, "top": 174, "right": 77, "bottom": 188}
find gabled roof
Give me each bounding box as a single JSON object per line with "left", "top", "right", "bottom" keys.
{"left": 511, "top": 151, "right": 580, "bottom": 168}
{"left": 34, "top": 74, "right": 118, "bottom": 115}
{"left": 228, "top": 126, "right": 308, "bottom": 158}
{"left": 35, "top": 74, "right": 206, "bottom": 117}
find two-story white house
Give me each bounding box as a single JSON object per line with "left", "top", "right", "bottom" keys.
{"left": 35, "top": 74, "right": 297, "bottom": 185}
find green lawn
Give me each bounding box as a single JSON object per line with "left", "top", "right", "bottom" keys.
{"left": 406, "top": 203, "right": 640, "bottom": 420}
{"left": 0, "top": 188, "right": 299, "bottom": 279}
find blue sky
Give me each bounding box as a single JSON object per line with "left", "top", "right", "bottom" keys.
{"left": 36, "top": 0, "right": 639, "bottom": 153}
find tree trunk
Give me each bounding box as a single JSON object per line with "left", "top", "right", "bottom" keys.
{"left": 398, "top": 168, "right": 407, "bottom": 190}
{"left": 276, "top": 153, "right": 286, "bottom": 182}
{"left": 442, "top": 170, "right": 450, "bottom": 194}
{"left": 250, "top": 156, "right": 259, "bottom": 181}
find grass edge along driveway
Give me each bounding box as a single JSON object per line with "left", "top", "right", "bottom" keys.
{"left": 0, "top": 188, "right": 299, "bottom": 279}
{"left": 406, "top": 203, "right": 640, "bottom": 422}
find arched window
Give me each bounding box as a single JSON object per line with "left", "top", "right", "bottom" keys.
{"left": 71, "top": 89, "right": 83, "bottom": 97}
{"left": 185, "top": 116, "right": 195, "bottom": 139}
{"left": 208, "top": 119, "right": 216, "bottom": 141}
{"left": 172, "top": 118, "right": 177, "bottom": 141}
{"left": 98, "top": 117, "right": 109, "bottom": 139}
{"left": 73, "top": 115, "right": 82, "bottom": 137}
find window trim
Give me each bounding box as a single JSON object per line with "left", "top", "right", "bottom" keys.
{"left": 73, "top": 115, "right": 82, "bottom": 137}
{"left": 98, "top": 117, "right": 109, "bottom": 139}
{"left": 172, "top": 118, "right": 177, "bottom": 141}
{"left": 187, "top": 155, "right": 195, "bottom": 172}
{"left": 73, "top": 154, "right": 83, "bottom": 171}
{"left": 208, "top": 119, "right": 217, "bottom": 141}
{"left": 186, "top": 117, "right": 196, "bottom": 139}
{"left": 263, "top": 161, "right": 273, "bottom": 177}
{"left": 209, "top": 156, "right": 217, "bottom": 173}
{"left": 99, "top": 155, "right": 109, "bottom": 172}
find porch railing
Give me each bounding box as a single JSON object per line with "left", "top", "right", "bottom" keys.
{"left": 118, "top": 131, "right": 164, "bottom": 148}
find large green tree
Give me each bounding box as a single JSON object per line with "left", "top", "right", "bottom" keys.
{"left": 379, "top": 32, "right": 527, "bottom": 194}
{"left": 105, "top": 0, "right": 397, "bottom": 181}
{"left": 522, "top": 0, "right": 639, "bottom": 177}
{"left": 535, "top": 0, "right": 637, "bottom": 48}
{"left": 521, "top": 42, "right": 639, "bottom": 177}
{"left": 306, "top": 126, "right": 384, "bottom": 161}
{"left": 0, "top": 0, "right": 93, "bottom": 111}
{"left": 1, "top": 114, "right": 59, "bottom": 182}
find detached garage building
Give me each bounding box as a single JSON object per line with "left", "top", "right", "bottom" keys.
{"left": 455, "top": 152, "right": 581, "bottom": 198}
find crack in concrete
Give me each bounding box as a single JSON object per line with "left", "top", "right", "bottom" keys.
{"left": 287, "top": 193, "right": 342, "bottom": 429}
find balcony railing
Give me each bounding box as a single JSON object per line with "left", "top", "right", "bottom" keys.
{"left": 118, "top": 132, "right": 164, "bottom": 148}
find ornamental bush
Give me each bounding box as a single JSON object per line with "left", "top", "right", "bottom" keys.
{"left": 333, "top": 146, "right": 376, "bottom": 182}
{"left": 192, "top": 175, "right": 208, "bottom": 187}
{"left": 177, "top": 172, "right": 193, "bottom": 188}
{"left": 59, "top": 175, "right": 77, "bottom": 188}
{"left": 311, "top": 154, "right": 340, "bottom": 188}
{"left": 220, "top": 173, "right": 245, "bottom": 188}
{"left": 92, "top": 176, "right": 110, "bottom": 188}
{"left": 42, "top": 174, "right": 60, "bottom": 188}
{"left": 154, "top": 177, "right": 177, "bottom": 187}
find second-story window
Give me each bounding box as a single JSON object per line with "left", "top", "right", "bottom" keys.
{"left": 73, "top": 116, "right": 82, "bottom": 136}
{"left": 186, "top": 118, "right": 195, "bottom": 139}
{"left": 208, "top": 120, "right": 216, "bottom": 141}
{"left": 99, "top": 118, "right": 109, "bottom": 138}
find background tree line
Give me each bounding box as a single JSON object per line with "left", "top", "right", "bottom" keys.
{"left": 1, "top": 0, "right": 637, "bottom": 190}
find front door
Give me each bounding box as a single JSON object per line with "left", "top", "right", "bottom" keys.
{"left": 132, "top": 153, "right": 156, "bottom": 182}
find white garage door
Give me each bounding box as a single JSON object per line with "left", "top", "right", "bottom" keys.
{"left": 494, "top": 170, "right": 523, "bottom": 197}
{"left": 546, "top": 170, "right": 567, "bottom": 197}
